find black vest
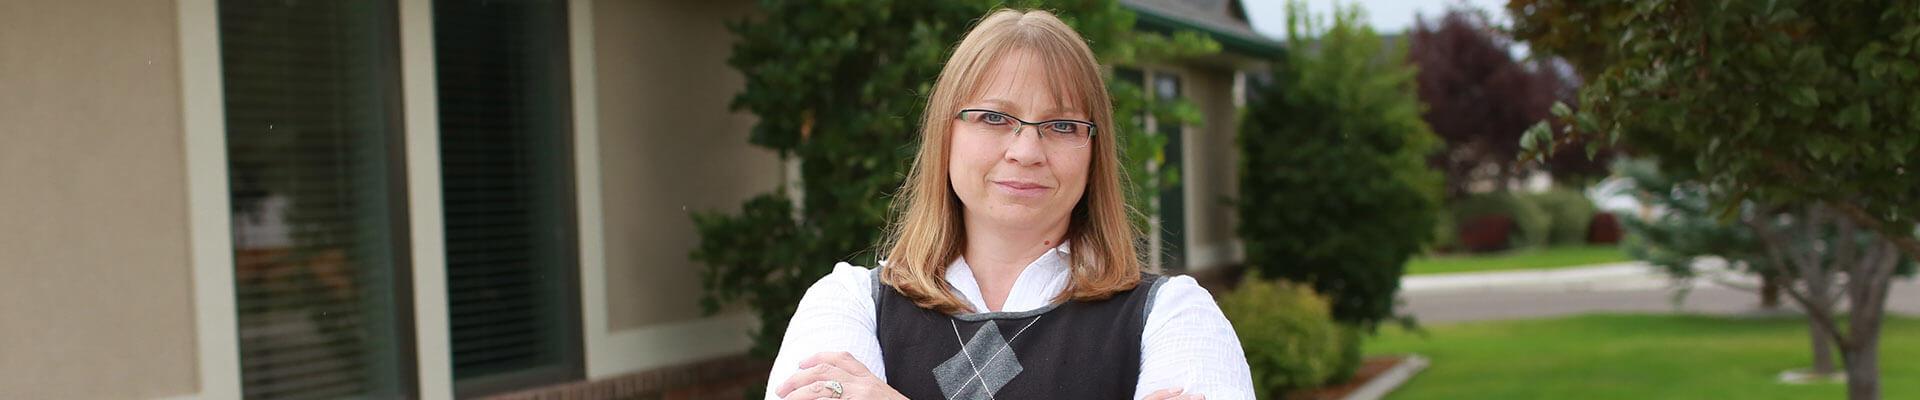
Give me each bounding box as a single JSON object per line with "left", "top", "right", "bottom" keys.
{"left": 874, "top": 270, "right": 1165, "bottom": 399}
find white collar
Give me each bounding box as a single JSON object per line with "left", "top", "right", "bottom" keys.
{"left": 945, "top": 241, "right": 1074, "bottom": 313}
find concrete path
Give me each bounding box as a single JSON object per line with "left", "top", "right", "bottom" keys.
{"left": 1400, "top": 261, "right": 1920, "bottom": 323}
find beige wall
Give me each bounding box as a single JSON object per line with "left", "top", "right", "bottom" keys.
{"left": 593, "top": 0, "right": 781, "bottom": 331}
{"left": 0, "top": 0, "right": 199, "bottom": 398}
{"left": 1170, "top": 65, "right": 1245, "bottom": 271}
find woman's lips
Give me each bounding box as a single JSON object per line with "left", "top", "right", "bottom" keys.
{"left": 993, "top": 180, "right": 1051, "bottom": 198}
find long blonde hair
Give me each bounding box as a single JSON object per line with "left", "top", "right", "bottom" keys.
{"left": 878, "top": 8, "right": 1144, "bottom": 315}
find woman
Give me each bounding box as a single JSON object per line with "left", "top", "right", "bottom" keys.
{"left": 766, "top": 9, "right": 1253, "bottom": 400}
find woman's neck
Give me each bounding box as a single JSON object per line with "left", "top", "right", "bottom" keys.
{"left": 961, "top": 214, "right": 1069, "bottom": 312}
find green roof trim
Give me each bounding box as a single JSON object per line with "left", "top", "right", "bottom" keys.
{"left": 1127, "top": 5, "right": 1286, "bottom": 59}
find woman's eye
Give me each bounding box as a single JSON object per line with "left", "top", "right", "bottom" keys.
{"left": 1047, "top": 122, "right": 1079, "bottom": 134}
{"left": 980, "top": 113, "right": 1009, "bottom": 125}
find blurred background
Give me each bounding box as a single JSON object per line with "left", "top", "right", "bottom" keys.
{"left": 3, "top": 0, "right": 1916, "bottom": 399}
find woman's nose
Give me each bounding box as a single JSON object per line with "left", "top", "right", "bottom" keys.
{"left": 1004, "top": 125, "right": 1047, "bottom": 165}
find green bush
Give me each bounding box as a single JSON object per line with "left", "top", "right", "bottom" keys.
{"left": 1526, "top": 187, "right": 1597, "bottom": 246}
{"left": 1238, "top": 0, "right": 1441, "bottom": 330}
{"left": 1220, "top": 276, "right": 1355, "bottom": 398}
{"left": 1328, "top": 326, "right": 1363, "bottom": 384}
{"left": 1450, "top": 191, "right": 1550, "bottom": 250}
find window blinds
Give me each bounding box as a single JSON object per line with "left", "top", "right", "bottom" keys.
{"left": 432, "top": 0, "right": 581, "bottom": 395}
{"left": 219, "top": 0, "right": 413, "bottom": 398}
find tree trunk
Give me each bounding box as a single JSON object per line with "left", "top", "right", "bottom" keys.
{"left": 1840, "top": 240, "right": 1897, "bottom": 400}
{"left": 1842, "top": 330, "right": 1881, "bottom": 400}
{"left": 1808, "top": 313, "right": 1837, "bottom": 375}
{"left": 1803, "top": 244, "right": 1840, "bottom": 376}
{"left": 1760, "top": 273, "right": 1781, "bottom": 309}
{"left": 1749, "top": 203, "right": 1899, "bottom": 400}
{"left": 1803, "top": 268, "right": 1837, "bottom": 375}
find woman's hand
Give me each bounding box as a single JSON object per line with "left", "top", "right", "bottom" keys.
{"left": 774, "top": 352, "right": 906, "bottom": 400}
{"left": 1143, "top": 387, "right": 1207, "bottom": 400}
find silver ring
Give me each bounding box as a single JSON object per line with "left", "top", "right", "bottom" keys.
{"left": 824, "top": 380, "right": 845, "bottom": 398}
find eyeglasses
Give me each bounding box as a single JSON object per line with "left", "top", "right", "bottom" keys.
{"left": 954, "top": 108, "right": 1098, "bottom": 149}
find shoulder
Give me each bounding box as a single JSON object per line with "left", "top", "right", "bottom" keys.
{"left": 1134, "top": 273, "right": 1209, "bottom": 303}
{"left": 798, "top": 262, "right": 879, "bottom": 309}
{"left": 819, "top": 262, "right": 876, "bottom": 287}
{"left": 1143, "top": 274, "right": 1227, "bottom": 326}
{"left": 1149, "top": 274, "right": 1210, "bottom": 302}
{"left": 809, "top": 262, "right": 877, "bottom": 296}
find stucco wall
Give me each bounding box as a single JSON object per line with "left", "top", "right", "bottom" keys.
{"left": 0, "top": 0, "right": 200, "bottom": 397}
{"left": 593, "top": 0, "right": 780, "bottom": 331}
{"left": 1179, "top": 65, "right": 1245, "bottom": 271}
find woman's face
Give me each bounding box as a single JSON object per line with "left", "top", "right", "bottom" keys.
{"left": 948, "top": 48, "right": 1093, "bottom": 234}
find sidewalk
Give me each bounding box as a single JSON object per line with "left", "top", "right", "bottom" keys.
{"left": 1401, "top": 259, "right": 1741, "bottom": 294}
{"left": 1398, "top": 261, "right": 1919, "bottom": 323}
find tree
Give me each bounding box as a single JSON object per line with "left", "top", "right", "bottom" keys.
{"left": 1515, "top": 1, "right": 1920, "bottom": 397}
{"left": 1505, "top": 0, "right": 1631, "bottom": 80}
{"left": 1610, "top": 157, "right": 1832, "bottom": 375}
{"left": 691, "top": 0, "right": 1218, "bottom": 359}
{"left": 1239, "top": 0, "right": 1442, "bottom": 330}
{"left": 1408, "top": 7, "right": 1593, "bottom": 198}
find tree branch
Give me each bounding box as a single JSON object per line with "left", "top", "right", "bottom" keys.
{"left": 1774, "top": 274, "right": 1854, "bottom": 350}
{"left": 1745, "top": 209, "right": 1853, "bottom": 349}
{"left": 1766, "top": 159, "right": 1920, "bottom": 263}
{"left": 1830, "top": 200, "right": 1920, "bottom": 264}
{"left": 1833, "top": 204, "right": 1862, "bottom": 282}
{"left": 1862, "top": 240, "right": 1899, "bottom": 319}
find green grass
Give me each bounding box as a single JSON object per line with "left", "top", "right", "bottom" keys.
{"left": 1366, "top": 314, "right": 1920, "bottom": 399}
{"left": 1406, "top": 245, "right": 1630, "bottom": 275}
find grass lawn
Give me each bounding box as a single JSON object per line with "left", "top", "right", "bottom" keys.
{"left": 1366, "top": 314, "right": 1920, "bottom": 399}
{"left": 1406, "top": 245, "right": 1630, "bottom": 275}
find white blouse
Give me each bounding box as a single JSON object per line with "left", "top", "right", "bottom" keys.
{"left": 763, "top": 243, "right": 1256, "bottom": 399}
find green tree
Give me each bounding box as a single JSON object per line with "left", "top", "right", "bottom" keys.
{"left": 1610, "top": 157, "right": 1832, "bottom": 374}
{"left": 1505, "top": 0, "right": 1632, "bottom": 80}
{"left": 691, "top": 0, "right": 1218, "bottom": 359}
{"left": 1239, "top": 0, "right": 1442, "bottom": 331}
{"left": 1515, "top": 1, "right": 1920, "bottom": 397}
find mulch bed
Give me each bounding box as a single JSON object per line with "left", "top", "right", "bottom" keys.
{"left": 1286, "top": 355, "right": 1408, "bottom": 400}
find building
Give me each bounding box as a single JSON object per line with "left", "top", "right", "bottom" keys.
{"left": 1120, "top": 0, "right": 1280, "bottom": 275}
{"left": 0, "top": 0, "right": 1276, "bottom": 398}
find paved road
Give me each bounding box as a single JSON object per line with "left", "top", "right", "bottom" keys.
{"left": 1399, "top": 263, "right": 1920, "bottom": 323}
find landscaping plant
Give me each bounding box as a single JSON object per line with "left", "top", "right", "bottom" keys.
{"left": 1238, "top": 0, "right": 1442, "bottom": 330}
{"left": 1514, "top": 1, "right": 1920, "bottom": 397}
{"left": 1219, "top": 275, "right": 1356, "bottom": 398}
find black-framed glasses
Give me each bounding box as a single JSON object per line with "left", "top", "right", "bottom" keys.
{"left": 954, "top": 108, "right": 1098, "bottom": 149}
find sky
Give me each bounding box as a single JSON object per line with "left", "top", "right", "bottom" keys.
{"left": 1243, "top": 0, "right": 1511, "bottom": 38}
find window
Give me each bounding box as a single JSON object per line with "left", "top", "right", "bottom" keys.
{"left": 432, "top": 0, "right": 582, "bottom": 395}
{"left": 220, "top": 0, "right": 414, "bottom": 398}
{"left": 222, "top": 0, "right": 581, "bottom": 396}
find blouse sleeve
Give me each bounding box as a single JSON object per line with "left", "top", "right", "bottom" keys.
{"left": 1134, "top": 275, "right": 1257, "bottom": 400}
{"left": 762, "top": 263, "right": 888, "bottom": 400}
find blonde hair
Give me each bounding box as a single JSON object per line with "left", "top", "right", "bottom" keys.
{"left": 878, "top": 8, "right": 1144, "bottom": 315}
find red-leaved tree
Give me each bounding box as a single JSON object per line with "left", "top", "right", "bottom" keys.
{"left": 1409, "top": 8, "right": 1598, "bottom": 197}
